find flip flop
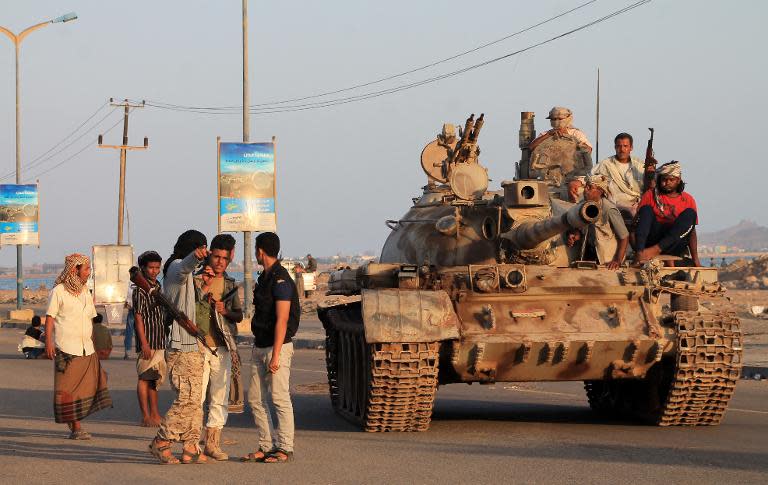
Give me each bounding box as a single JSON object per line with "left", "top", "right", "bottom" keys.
{"left": 240, "top": 449, "right": 271, "bottom": 463}
{"left": 68, "top": 430, "right": 92, "bottom": 440}
{"left": 182, "top": 446, "right": 211, "bottom": 464}
{"left": 264, "top": 449, "right": 293, "bottom": 463}
{"left": 149, "top": 439, "right": 180, "bottom": 465}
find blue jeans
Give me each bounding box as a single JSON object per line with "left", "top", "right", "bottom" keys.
{"left": 125, "top": 309, "right": 135, "bottom": 354}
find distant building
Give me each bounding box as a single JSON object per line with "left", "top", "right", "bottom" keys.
{"left": 42, "top": 263, "right": 65, "bottom": 274}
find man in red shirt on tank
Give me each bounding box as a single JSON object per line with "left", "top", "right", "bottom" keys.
{"left": 635, "top": 161, "right": 701, "bottom": 266}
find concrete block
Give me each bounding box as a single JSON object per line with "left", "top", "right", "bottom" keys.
{"left": 236, "top": 320, "right": 250, "bottom": 335}
{"left": 9, "top": 309, "right": 34, "bottom": 322}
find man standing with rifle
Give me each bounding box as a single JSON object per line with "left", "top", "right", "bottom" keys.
{"left": 149, "top": 229, "right": 211, "bottom": 465}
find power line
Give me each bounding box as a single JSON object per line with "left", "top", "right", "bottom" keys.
{"left": 131, "top": 0, "right": 650, "bottom": 116}
{"left": 23, "top": 112, "right": 129, "bottom": 181}
{"left": 141, "top": 0, "right": 600, "bottom": 111}
{"left": 26, "top": 103, "right": 108, "bottom": 163}
{"left": 0, "top": 105, "right": 119, "bottom": 181}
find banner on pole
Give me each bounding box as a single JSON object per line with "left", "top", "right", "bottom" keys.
{"left": 0, "top": 184, "right": 39, "bottom": 246}
{"left": 217, "top": 141, "right": 277, "bottom": 232}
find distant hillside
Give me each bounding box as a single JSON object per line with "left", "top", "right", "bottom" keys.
{"left": 699, "top": 220, "right": 768, "bottom": 250}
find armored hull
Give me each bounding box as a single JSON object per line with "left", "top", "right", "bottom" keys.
{"left": 319, "top": 113, "right": 741, "bottom": 431}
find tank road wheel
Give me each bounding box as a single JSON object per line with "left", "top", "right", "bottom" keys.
{"left": 670, "top": 294, "right": 699, "bottom": 312}
{"left": 322, "top": 305, "right": 440, "bottom": 432}
{"left": 585, "top": 312, "right": 741, "bottom": 425}
{"left": 323, "top": 307, "right": 370, "bottom": 426}
{"left": 652, "top": 311, "right": 742, "bottom": 426}
{"left": 584, "top": 381, "right": 620, "bottom": 416}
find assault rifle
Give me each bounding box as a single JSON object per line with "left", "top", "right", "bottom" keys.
{"left": 643, "top": 127, "right": 657, "bottom": 192}
{"left": 129, "top": 266, "right": 217, "bottom": 356}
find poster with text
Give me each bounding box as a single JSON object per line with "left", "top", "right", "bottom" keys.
{"left": 0, "top": 184, "right": 39, "bottom": 246}
{"left": 218, "top": 141, "right": 277, "bottom": 232}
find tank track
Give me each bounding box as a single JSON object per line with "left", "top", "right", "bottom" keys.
{"left": 656, "top": 311, "right": 742, "bottom": 426}
{"left": 585, "top": 311, "right": 742, "bottom": 426}
{"left": 323, "top": 306, "right": 440, "bottom": 432}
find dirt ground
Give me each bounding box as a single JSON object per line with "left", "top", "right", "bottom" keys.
{"left": 706, "top": 289, "right": 768, "bottom": 365}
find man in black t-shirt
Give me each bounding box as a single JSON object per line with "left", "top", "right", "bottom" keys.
{"left": 243, "top": 232, "right": 299, "bottom": 464}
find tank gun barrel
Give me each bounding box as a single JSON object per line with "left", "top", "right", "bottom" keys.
{"left": 503, "top": 201, "right": 601, "bottom": 250}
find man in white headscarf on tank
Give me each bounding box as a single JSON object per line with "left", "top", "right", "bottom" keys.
{"left": 634, "top": 161, "right": 701, "bottom": 266}
{"left": 584, "top": 175, "right": 630, "bottom": 269}
{"left": 566, "top": 175, "right": 629, "bottom": 270}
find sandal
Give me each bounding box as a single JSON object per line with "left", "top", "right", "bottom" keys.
{"left": 264, "top": 449, "right": 293, "bottom": 463}
{"left": 182, "top": 446, "right": 211, "bottom": 464}
{"left": 240, "top": 449, "right": 271, "bottom": 463}
{"left": 149, "top": 439, "right": 180, "bottom": 465}
{"left": 68, "top": 430, "right": 92, "bottom": 440}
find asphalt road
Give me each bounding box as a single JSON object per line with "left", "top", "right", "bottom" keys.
{"left": 1, "top": 328, "right": 767, "bottom": 484}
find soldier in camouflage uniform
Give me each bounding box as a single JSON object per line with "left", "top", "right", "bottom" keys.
{"left": 149, "top": 230, "right": 210, "bottom": 465}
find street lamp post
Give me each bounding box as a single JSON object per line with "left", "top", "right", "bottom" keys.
{"left": 0, "top": 12, "right": 77, "bottom": 310}
{"left": 242, "top": 0, "right": 254, "bottom": 319}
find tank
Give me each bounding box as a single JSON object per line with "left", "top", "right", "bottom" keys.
{"left": 318, "top": 113, "right": 741, "bottom": 432}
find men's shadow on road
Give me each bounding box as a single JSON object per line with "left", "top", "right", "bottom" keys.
{"left": 227, "top": 393, "right": 359, "bottom": 433}
{"left": 0, "top": 428, "right": 154, "bottom": 464}
{"left": 228, "top": 394, "right": 645, "bottom": 433}
{"left": 0, "top": 388, "right": 162, "bottom": 427}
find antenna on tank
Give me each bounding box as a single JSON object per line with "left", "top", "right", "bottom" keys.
{"left": 595, "top": 67, "right": 601, "bottom": 162}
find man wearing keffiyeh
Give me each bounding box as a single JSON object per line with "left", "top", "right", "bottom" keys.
{"left": 635, "top": 161, "right": 702, "bottom": 265}
{"left": 45, "top": 253, "right": 112, "bottom": 440}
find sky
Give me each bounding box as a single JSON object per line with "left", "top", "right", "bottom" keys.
{"left": 0, "top": 0, "right": 766, "bottom": 267}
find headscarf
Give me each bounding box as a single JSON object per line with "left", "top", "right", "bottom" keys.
{"left": 163, "top": 229, "right": 207, "bottom": 276}
{"left": 586, "top": 174, "right": 611, "bottom": 197}
{"left": 654, "top": 161, "right": 684, "bottom": 215}
{"left": 657, "top": 161, "right": 682, "bottom": 178}
{"left": 55, "top": 253, "right": 90, "bottom": 295}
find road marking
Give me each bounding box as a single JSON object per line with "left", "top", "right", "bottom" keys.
{"left": 503, "top": 387, "right": 582, "bottom": 399}
{"left": 292, "top": 367, "right": 327, "bottom": 374}
{"left": 729, "top": 408, "right": 768, "bottom": 415}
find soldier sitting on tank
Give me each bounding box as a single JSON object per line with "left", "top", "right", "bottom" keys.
{"left": 634, "top": 161, "right": 701, "bottom": 266}
{"left": 583, "top": 175, "right": 630, "bottom": 269}
{"left": 593, "top": 132, "right": 645, "bottom": 220}
{"left": 527, "top": 107, "right": 593, "bottom": 198}
{"left": 529, "top": 106, "right": 593, "bottom": 154}
{"left": 565, "top": 175, "right": 629, "bottom": 269}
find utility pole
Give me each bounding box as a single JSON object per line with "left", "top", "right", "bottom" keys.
{"left": 98, "top": 99, "right": 148, "bottom": 244}
{"left": 242, "top": 0, "right": 254, "bottom": 318}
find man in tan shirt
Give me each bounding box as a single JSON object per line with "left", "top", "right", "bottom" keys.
{"left": 593, "top": 133, "right": 645, "bottom": 219}
{"left": 196, "top": 234, "right": 243, "bottom": 461}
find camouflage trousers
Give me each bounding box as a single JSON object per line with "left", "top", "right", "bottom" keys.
{"left": 156, "top": 350, "right": 204, "bottom": 447}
